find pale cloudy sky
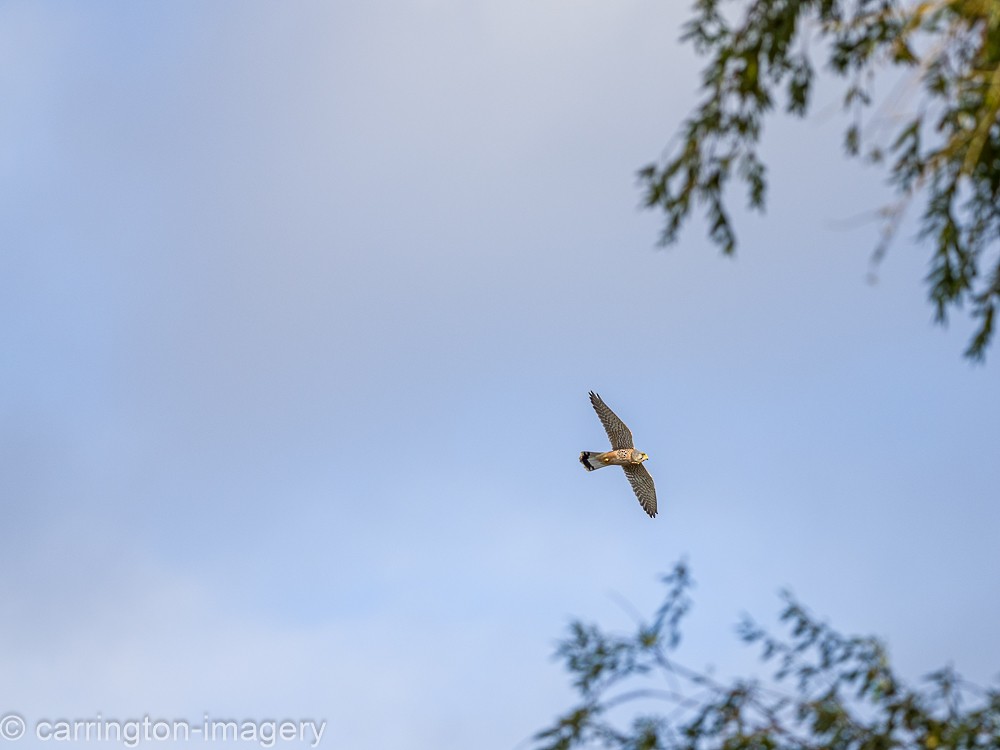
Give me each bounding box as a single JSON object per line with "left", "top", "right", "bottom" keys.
{"left": 1, "top": 2, "right": 998, "bottom": 749}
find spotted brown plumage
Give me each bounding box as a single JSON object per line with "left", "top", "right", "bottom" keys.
{"left": 580, "top": 391, "right": 657, "bottom": 518}
{"left": 588, "top": 391, "right": 634, "bottom": 449}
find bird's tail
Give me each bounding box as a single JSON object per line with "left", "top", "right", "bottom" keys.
{"left": 579, "top": 451, "right": 605, "bottom": 471}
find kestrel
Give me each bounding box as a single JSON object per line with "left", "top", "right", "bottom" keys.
{"left": 580, "top": 391, "right": 657, "bottom": 518}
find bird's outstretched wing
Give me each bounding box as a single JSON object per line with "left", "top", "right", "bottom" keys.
{"left": 589, "top": 391, "right": 634, "bottom": 449}
{"left": 622, "top": 464, "right": 657, "bottom": 518}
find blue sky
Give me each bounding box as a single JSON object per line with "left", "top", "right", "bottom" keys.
{"left": 2, "top": 2, "right": 998, "bottom": 749}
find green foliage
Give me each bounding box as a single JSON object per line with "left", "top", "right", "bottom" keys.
{"left": 640, "top": 0, "right": 1000, "bottom": 359}
{"left": 534, "top": 563, "right": 999, "bottom": 750}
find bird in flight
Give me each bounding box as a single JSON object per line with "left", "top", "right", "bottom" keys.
{"left": 580, "top": 391, "right": 657, "bottom": 518}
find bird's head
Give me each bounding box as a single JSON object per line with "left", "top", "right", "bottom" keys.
{"left": 638, "top": 452, "right": 649, "bottom": 463}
